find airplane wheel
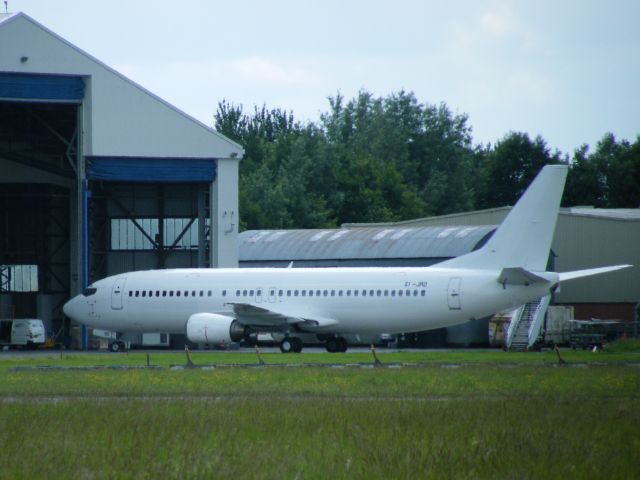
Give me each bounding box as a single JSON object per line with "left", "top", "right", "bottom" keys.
{"left": 291, "top": 337, "right": 303, "bottom": 353}
{"left": 336, "top": 336, "right": 348, "bottom": 353}
{"left": 280, "top": 338, "right": 293, "bottom": 353}
{"left": 325, "top": 338, "right": 338, "bottom": 353}
{"left": 109, "top": 341, "right": 121, "bottom": 353}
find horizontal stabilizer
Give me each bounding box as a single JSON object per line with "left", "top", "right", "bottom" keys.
{"left": 497, "top": 267, "right": 549, "bottom": 286}
{"left": 558, "top": 265, "right": 632, "bottom": 282}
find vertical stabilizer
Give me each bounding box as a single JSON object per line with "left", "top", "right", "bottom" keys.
{"left": 438, "top": 165, "right": 568, "bottom": 271}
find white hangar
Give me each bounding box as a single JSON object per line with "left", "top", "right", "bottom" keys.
{"left": 0, "top": 12, "right": 243, "bottom": 348}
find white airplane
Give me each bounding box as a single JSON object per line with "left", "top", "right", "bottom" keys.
{"left": 63, "top": 165, "right": 631, "bottom": 353}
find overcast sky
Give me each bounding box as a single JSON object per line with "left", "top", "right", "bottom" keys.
{"left": 15, "top": 0, "right": 640, "bottom": 155}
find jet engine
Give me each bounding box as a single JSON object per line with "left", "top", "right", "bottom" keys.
{"left": 186, "top": 313, "right": 246, "bottom": 344}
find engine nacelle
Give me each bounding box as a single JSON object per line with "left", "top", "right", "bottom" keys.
{"left": 186, "top": 313, "right": 246, "bottom": 344}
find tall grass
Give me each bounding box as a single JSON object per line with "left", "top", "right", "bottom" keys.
{"left": 1, "top": 396, "right": 638, "bottom": 479}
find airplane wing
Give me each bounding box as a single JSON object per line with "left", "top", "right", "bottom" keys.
{"left": 224, "top": 302, "right": 339, "bottom": 330}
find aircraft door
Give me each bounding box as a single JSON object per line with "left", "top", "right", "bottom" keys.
{"left": 268, "top": 287, "right": 276, "bottom": 303}
{"left": 255, "top": 288, "right": 263, "bottom": 303}
{"left": 111, "top": 277, "right": 127, "bottom": 310}
{"left": 447, "top": 277, "right": 462, "bottom": 310}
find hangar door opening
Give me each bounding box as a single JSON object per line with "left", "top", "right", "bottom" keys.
{"left": 0, "top": 73, "right": 84, "bottom": 339}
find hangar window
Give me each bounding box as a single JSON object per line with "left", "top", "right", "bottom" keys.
{"left": 0, "top": 264, "right": 38, "bottom": 292}
{"left": 110, "top": 218, "right": 207, "bottom": 251}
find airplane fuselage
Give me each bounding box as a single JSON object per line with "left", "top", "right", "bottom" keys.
{"left": 69, "top": 266, "right": 557, "bottom": 335}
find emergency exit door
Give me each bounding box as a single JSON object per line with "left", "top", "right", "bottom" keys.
{"left": 111, "top": 277, "right": 127, "bottom": 310}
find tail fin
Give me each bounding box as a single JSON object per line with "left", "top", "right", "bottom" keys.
{"left": 439, "top": 164, "right": 568, "bottom": 271}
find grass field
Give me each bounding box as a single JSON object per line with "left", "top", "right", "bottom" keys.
{"left": 1, "top": 348, "right": 639, "bottom": 478}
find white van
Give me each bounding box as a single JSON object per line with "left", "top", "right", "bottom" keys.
{"left": 0, "top": 319, "right": 46, "bottom": 348}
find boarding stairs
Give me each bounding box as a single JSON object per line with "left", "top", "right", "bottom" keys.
{"left": 506, "top": 294, "right": 551, "bottom": 351}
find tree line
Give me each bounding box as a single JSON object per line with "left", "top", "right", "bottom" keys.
{"left": 214, "top": 90, "right": 640, "bottom": 231}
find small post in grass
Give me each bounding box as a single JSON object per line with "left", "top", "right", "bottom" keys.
{"left": 146, "top": 353, "right": 150, "bottom": 367}
{"left": 554, "top": 344, "right": 567, "bottom": 365}
{"left": 184, "top": 345, "right": 195, "bottom": 368}
{"left": 255, "top": 344, "right": 266, "bottom": 366}
{"left": 371, "top": 344, "right": 383, "bottom": 367}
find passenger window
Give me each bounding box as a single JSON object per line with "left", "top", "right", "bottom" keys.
{"left": 413, "top": 290, "right": 418, "bottom": 296}
{"left": 236, "top": 290, "right": 241, "bottom": 296}
{"left": 243, "top": 290, "right": 248, "bottom": 296}
{"left": 257, "top": 289, "right": 262, "bottom": 296}
{"left": 421, "top": 290, "right": 426, "bottom": 296}
{"left": 384, "top": 290, "right": 388, "bottom": 296}
{"left": 222, "top": 290, "right": 226, "bottom": 297}
{"left": 309, "top": 290, "right": 314, "bottom": 297}
{"left": 162, "top": 291, "right": 167, "bottom": 297}
{"left": 377, "top": 290, "right": 382, "bottom": 296}
{"left": 354, "top": 290, "right": 358, "bottom": 296}
{"left": 287, "top": 290, "right": 291, "bottom": 296}
{"left": 316, "top": 290, "right": 321, "bottom": 296}
{"left": 391, "top": 290, "right": 396, "bottom": 296}
{"left": 128, "top": 291, "right": 132, "bottom": 297}
{"left": 199, "top": 291, "right": 204, "bottom": 297}
{"left": 270, "top": 289, "right": 275, "bottom": 296}
{"left": 294, "top": 290, "right": 299, "bottom": 297}
{"left": 338, "top": 290, "right": 343, "bottom": 296}
{"left": 208, "top": 290, "right": 213, "bottom": 296}
{"left": 192, "top": 291, "right": 196, "bottom": 297}
{"left": 331, "top": 290, "right": 335, "bottom": 296}
{"left": 169, "top": 291, "right": 174, "bottom": 297}
{"left": 398, "top": 290, "right": 403, "bottom": 297}
{"left": 323, "top": 290, "right": 328, "bottom": 296}
{"left": 184, "top": 291, "right": 189, "bottom": 297}
{"left": 346, "top": 290, "right": 351, "bottom": 296}
{"left": 278, "top": 290, "right": 283, "bottom": 296}
{"left": 142, "top": 291, "right": 146, "bottom": 297}
{"left": 362, "top": 290, "right": 367, "bottom": 296}
{"left": 406, "top": 289, "right": 411, "bottom": 296}
{"left": 135, "top": 291, "right": 140, "bottom": 297}
{"left": 370, "top": 290, "right": 374, "bottom": 296}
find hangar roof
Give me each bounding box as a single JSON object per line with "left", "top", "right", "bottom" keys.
{"left": 0, "top": 12, "right": 243, "bottom": 160}
{"left": 239, "top": 226, "right": 496, "bottom": 261}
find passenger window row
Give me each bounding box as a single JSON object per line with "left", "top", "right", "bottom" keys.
{"left": 127, "top": 288, "right": 427, "bottom": 298}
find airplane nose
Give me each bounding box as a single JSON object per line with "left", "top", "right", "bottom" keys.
{"left": 63, "top": 295, "right": 83, "bottom": 321}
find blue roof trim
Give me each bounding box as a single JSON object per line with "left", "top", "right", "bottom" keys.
{"left": 86, "top": 157, "right": 217, "bottom": 183}
{"left": 0, "top": 72, "right": 84, "bottom": 101}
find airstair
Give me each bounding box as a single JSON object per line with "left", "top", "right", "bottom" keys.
{"left": 505, "top": 294, "right": 551, "bottom": 351}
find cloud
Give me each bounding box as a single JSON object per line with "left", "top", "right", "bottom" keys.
{"left": 230, "top": 57, "right": 309, "bottom": 87}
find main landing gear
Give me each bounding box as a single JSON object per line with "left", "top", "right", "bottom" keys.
{"left": 279, "top": 336, "right": 303, "bottom": 353}
{"left": 325, "top": 336, "right": 348, "bottom": 353}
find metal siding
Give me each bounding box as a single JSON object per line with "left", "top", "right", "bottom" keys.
{"left": 552, "top": 216, "right": 640, "bottom": 303}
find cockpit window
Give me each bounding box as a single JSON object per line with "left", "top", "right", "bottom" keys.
{"left": 83, "top": 287, "right": 97, "bottom": 297}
